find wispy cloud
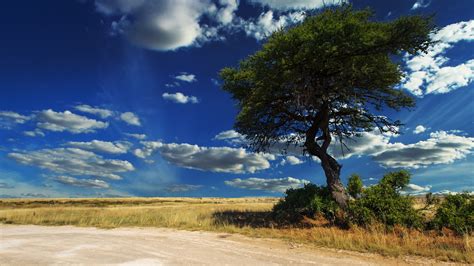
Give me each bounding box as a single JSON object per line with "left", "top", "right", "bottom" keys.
{"left": 8, "top": 148, "right": 134, "bottom": 180}
{"left": 225, "top": 177, "right": 309, "bottom": 192}
{"left": 74, "top": 104, "right": 114, "bottom": 119}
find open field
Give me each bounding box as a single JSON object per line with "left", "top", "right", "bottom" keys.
{"left": 0, "top": 197, "right": 472, "bottom": 263}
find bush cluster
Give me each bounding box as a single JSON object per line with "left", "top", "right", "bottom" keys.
{"left": 430, "top": 192, "right": 473, "bottom": 235}
{"left": 272, "top": 183, "right": 340, "bottom": 224}
{"left": 346, "top": 170, "right": 423, "bottom": 229}
{"left": 273, "top": 170, "right": 473, "bottom": 235}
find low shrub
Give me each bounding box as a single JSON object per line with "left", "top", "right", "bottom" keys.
{"left": 431, "top": 192, "right": 473, "bottom": 235}
{"left": 346, "top": 170, "right": 424, "bottom": 229}
{"left": 347, "top": 174, "right": 363, "bottom": 198}
{"left": 272, "top": 183, "right": 340, "bottom": 223}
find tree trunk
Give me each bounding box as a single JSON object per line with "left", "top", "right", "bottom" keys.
{"left": 320, "top": 153, "right": 349, "bottom": 209}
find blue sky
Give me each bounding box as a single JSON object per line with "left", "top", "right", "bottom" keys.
{"left": 0, "top": 0, "right": 472, "bottom": 198}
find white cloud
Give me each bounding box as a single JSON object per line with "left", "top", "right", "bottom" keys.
{"left": 413, "top": 125, "right": 427, "bottom": 134}
{"left": 372, "top": 131, "right": 474, "bottom": 169}
{"left": 237, "top": 10, "right": 305, "bottom": 41}
{"left": 214, "top": 129, "right": 247, "bottom": 145}
{"left": 66, "top": 140, "right": 132, "bottom": 154}
{"left": 23, "top": 129, "right": 45, "bottom": 137}
{"left": 74, "top": 104, "right": 114, "bottom": 119}
{"left": 225, "top": 177, "right": 309, "bottom": 192}
{"left": 162, "top": 92, "right": 199, "bottom": 104}
{"left": 54, "top": 175, "right": 109, "bottom": 189}
{"left": 124, "top": 133, "right": 147, "bottom": 140}
{"left": 280, "top": 155, "right": 303, "bottom": 166}
{"left": 403, "top": 20, "right": 474, "bottom": 96}
{"left": 401, "top": 183, "right": 432, "bottom": 195}
{"left": 165, "top": 184, "right": 202, "bottom": 193}
{"left": 206, "top": 0, "right": 238, "bottom": 26}
{"left": 8, "top": 148, "right": 134, "bottom": 180}
{"left": 212, "top": 129, "right": 474, "bottom": 170}
{"left": 36, "top": 109, "right": 108, "bottom": 134}
{"left": 120, "top": 112, "right": 141, "bottom": 126}
{"left": 249, "top": 0, "right": 345, "bottom": 11}
{"left": 0, "top": 111, "right": 31, "bottom": 129}
{"left": 96, "top": 0, "right": 215, "bottom": 51}
{"left": 0, "top": 111, "right": 30, "bottom": 124}
{"left": 411, "top": 0, "right": 431, "bottom": 10}
{"left": 175, "top": 73, "right": 197, "bottom": 83}
{"left": 134, "top": 141, "right": 275, "bottom": 173}
{"left": 214, "top": 129, "right": 242, "bottom": 140}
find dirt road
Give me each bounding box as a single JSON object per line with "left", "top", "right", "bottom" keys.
{"left": 0, "top": 225, "right": 441, "bottom": 265}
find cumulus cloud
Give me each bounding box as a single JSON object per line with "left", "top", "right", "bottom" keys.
{"left": 401, "top": 183, "right": 432, "bottom": 195}
{"left": 174, "top": 73, "right": 197, "bottom": 83}
{"left": 66, "top": 140, "right": 132, "bottom": 154}
{"left": 373, "top": 131, "right": 474, "bottom": 169}
{"left": 165, "top": 184, "right": 202, "bottom": 193}
{"left": 96, "top": 0, "right": 215, "bottom": 51}
{"left": 36, "top": 109, "right": 108, "bottom": 133}
{"left": 120, "top": 112, "right": 141, "bottom": 126}
{"left": 212, "top": 0, "right": 238, "bottom": 25}
{"left": 54, "top": 175, "right": 109, "bottom": 189}
{"left": 403, "top": 20, "right": 474, "bottom": 96}
{"left": 280, "top": 155, "right": 303, "bottom": 166}
{"left": 411, "top": 0, "right": 431, "bottom": 10}
{"left": 413, "top": 125, "right": 427, "bottom": 134}
{"left": 225, "top": 177, "right": 309, "bottom": 192}
{"left": 74, "top": 104, "right": 114, "bottom": 119}
{"left": 249, "top": 0, "right": 345, "bottom": 11}
{"left": 124, "top": 133, "right": 147, "bottom": 140}
{"left": 214, "top": 129, "right": 474, "bottom": 169}
{"left": 91, "top": 0, "right": 347, "bottom": 51}
{"left": 236, "top": 10, "right": 305, "bottom": 40}
{"left": 8, "top": 148, "right": 134, "bottom": 180}
{"left": 134, "top": 141, "right": 275, "bottom": 173}
{"left": 162, "top": 92, "right": 199, "bottom": 104}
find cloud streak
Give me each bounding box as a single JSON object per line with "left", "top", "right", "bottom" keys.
{"left": 8, "top": 148, "right": 134, "bottom": 180}
{"left": 225, "top": 177, "right": 309, "bottom": 192}
{"left": 134, "top": 141, "right": 275, "bottom": 173}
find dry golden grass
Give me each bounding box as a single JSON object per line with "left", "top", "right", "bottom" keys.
{"left": 0, "top": 197, "right": 471, "bottom": 263}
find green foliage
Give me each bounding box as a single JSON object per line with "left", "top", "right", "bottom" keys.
{"left": 347, "top": 174, "right": 363, "bottom": 198}
{"left": 346, "top": 171, "right": 424, "bottom": 229}
{"left": 431, "top": 192, "right": 473, "bottom": 235}
{"left": 220, "top": 5, "right": 434, "bottom": 153}
{"left": 273, "top": 183, "right": 340, "bottom": 223}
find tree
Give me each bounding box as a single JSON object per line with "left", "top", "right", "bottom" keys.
{"left": 220, "top": 6, "right": 434, "bottom": 209}
{"left": 347, "top": 174, "right": 363, "bottom": 199}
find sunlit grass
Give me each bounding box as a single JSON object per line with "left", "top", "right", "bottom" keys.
{"left": 0, "top": 197, "right": 471, "bottom": 263}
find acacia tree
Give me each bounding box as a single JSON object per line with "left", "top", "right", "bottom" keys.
{"left": 220, "top": 6, "right": 434, "bottom": 208}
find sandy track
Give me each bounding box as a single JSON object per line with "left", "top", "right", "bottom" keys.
{"left": 0, "top": 225, "right": 441, "bottom": 265}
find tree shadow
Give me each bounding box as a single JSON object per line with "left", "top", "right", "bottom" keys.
{"left": 213, "top": 210, "right": 276, "bottom": 228}
{"left": 212, "top": 210, "right": 324, "bottom": 229}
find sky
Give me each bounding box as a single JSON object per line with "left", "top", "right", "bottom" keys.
{"left": 0, "top": 0, "right": 473, "bottom": 198}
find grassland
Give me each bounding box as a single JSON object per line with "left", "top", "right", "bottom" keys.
{"left": 0, "top": 197, "right": 472, "bottom": 263}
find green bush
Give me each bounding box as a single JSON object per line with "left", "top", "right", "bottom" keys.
{"left": 346, "top": 170, "right": 424, "bottom": 229}
{"left": 431, "top": 192, "right": 473, "bottom": 235}
{"left": 347, "top": 174, "right": 363, "bottom": 198}
{"left": 273, "top": 183, "right": 340, "bottom": 223}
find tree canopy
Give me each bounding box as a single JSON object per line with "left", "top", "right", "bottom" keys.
{"left": 220, "top": 6, "right": 434, "bottom": 207}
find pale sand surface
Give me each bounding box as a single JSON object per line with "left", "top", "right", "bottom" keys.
{"left": 0, "top": 225, "right": 450, "bottom": 265}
